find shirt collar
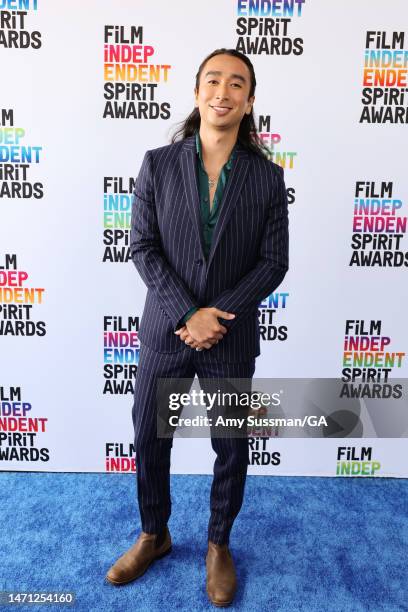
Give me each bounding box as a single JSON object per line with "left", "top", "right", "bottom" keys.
{"left": 195, "top": 131, "right": 236, "bottom": 170}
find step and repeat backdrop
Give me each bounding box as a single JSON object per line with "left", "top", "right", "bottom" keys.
{"left": 1, "top": 0, "right": 407, "bottom": 477}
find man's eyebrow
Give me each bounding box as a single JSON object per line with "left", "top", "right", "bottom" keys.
{"left": 204, "top": 70, "right": 246, "bottom": 83}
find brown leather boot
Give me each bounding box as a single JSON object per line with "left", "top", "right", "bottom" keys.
{"left": 106, "top": 527, "right": 172, "bottom": 585}
{"left": 206, "top": 541, "right": 237, "bottom": 607}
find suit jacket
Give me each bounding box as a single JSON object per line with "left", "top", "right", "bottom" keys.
{"left": 130, "top": 134, "right": 289, "bottom": 363}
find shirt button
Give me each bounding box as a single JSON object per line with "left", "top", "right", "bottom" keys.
{"left": 204, "top": 197, "right": 208, "bottom": 202}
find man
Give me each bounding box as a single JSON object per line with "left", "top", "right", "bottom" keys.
{"left": 106, "top": 48, "right": 289, "bottom": 607}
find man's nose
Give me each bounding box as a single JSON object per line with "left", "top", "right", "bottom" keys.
{"left": 215, "top": 83, "right": 229, "bottom": 100}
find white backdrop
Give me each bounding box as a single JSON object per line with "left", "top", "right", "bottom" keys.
{"left": 1, "top": 0, "right": 407, "bottom": 476}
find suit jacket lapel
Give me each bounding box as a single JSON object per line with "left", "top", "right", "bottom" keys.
{"left": 180, "top": 135, "right": 206, "bottom": 261}
{"left": 207, "top": 143, "right": 249, "bottom": 270}
{"left": 180, "top": 135, "right": 250, "bottom": 269}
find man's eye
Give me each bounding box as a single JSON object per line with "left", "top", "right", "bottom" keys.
{"left": 208, "top": 80, "right": 218, "bottom": 84}
{"left": 232, "top": 83, "right": 242, "bottom": 88}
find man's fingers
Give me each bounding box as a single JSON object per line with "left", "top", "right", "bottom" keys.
{"left": 191, "top": 337, "right": 220, "bottom": 350}
{"left": 187, "top": 332, "right": 224, "bottom": 347}
{"left": 175, "top": 321, "right": 224, "bottom": 349}
{"left": 174, "top": 326, "right": 186, "bottom": 336}
{"left": 177, "top": 330, "right": 197, "bottom": 344}
{"left": 209, "top": 325, "right": 227, "bottom": 337}
{"left": 213, "top": 309, "right": 235, "bottom": 320}
{"left": 184, "top": 334, "right": 199, "bottom": 347}
{"left": 195, "top": 341, "right": 212, "bottom": 350}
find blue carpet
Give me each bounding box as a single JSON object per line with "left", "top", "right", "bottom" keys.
{"left": 0, "top": 473, "right": 407, "bottom": 611}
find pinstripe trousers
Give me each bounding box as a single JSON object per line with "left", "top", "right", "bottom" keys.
{"left": 131, "top": 342, "right": 256, "bottom": 545}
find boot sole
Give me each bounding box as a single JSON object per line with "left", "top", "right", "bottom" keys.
{"left": 207, "top": 594, "right": 233, "bottom": 607}
{"left": 106, "top": 545, "right": 172, "bottom": 586}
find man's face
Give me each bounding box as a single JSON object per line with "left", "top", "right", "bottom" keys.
{"left": 194, "top": 54, "right": 255, "bottom": 132}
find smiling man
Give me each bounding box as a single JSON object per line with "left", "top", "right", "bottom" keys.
{"left": 106, "top": 48, "right": 289, "bottom": 607}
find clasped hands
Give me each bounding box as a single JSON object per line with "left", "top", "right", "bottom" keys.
{"left": 174, "top": 307, "right": 235, "bottom": 350}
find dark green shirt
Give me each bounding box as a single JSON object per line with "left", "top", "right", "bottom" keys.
{"left": 181, "top": 132, "right": 236, "bottom": 325}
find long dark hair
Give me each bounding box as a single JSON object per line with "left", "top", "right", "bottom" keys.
{"left": 170, "top": 48, "right": 269, "bottom": 159}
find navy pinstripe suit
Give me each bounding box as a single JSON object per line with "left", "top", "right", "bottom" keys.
{"left": 130, "top": 134, "right": 289, "bottom": 544}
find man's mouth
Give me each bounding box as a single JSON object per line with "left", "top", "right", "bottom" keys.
{"left": 210, "top": 105, "right": 232, "bottom": 115}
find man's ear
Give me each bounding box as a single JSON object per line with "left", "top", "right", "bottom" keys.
{"left": 246, "top": 95, "right": 255, "bottom": 114}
